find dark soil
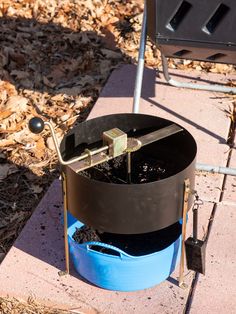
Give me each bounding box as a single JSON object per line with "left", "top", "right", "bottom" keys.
{"left": 73, "top": 225, "right": 101, "bottom": 243}
{"left": 80, "top": 149, "right": 177, "bottom": 184}
{"left": 72, "top": 221, "right": 182, "bottom": 256}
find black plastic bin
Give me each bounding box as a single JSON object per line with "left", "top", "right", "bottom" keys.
{"left": 147, "top": 0, "right": 236, "bottom": 64}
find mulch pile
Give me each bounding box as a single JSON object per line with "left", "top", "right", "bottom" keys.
{"left": 0, "top": 0, "right": 145, "bottom": 256}
{"left": 0, "top": 295, "right": 74, "bottom": 314}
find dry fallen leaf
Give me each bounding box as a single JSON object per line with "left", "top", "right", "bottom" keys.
{"left": 31, "top": 184, "right": 43, "bottom": 194}
{"left": 34, "top": 137, "right": 46, "bottom": 159}
{"left": 100, "top": 48, "right": 122, "bottom": 59}
{"left": 0, "top": 109, "right": 13, "bottom": 120}
{"left": 4, "top": 95, "right": 29, "bottom": 112}
{"left": 9, "top": 128, "right": 36, "bottom": 145}
{"left": 0, "top": 163, "right": 19, "bottom": 181}
{"left": 0, "top": 138, "right": 15, "bottom": 147}
{"left": 10, "top": 70, "right": 30, "bottom": 80}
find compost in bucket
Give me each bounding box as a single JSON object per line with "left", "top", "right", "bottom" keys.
{"left": 72, "top": 221, "right": 182, "bottom": 256}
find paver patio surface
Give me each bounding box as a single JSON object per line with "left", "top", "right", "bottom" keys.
{"left": 0, "top": 65, "right": 235, "bottom": 313}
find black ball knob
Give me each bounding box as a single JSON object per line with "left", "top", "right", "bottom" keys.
{"left": 28, "top": 117, "right": 45, "bottom": 134}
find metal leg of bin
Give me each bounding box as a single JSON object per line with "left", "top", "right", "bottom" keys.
{"left": 161, "top": 54, "right": 236, "bottom": 94}
{"left": 178, "top": 179, "right": 190, "bottom": 289}
{"left": 62, "top": 172, "right": 70, "bottom": 275}
{"left": 132, "top": 1, "right": 147, "bottom": 114}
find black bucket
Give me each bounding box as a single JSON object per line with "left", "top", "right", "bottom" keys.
{"left": 60, "top": 113, "right": 197, "bottom": 234}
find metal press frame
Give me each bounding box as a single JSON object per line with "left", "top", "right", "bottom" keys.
{"left": 133, "top": 1, "right": 236, "bottom": 176}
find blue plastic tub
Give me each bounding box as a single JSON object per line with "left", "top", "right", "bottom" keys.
{"left": 67, "top": 213, "right": 182, "bottom": 292}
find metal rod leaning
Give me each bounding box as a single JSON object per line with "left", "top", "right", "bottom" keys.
{"left": 132, "top": 0, "right": 147, "bottom": 114}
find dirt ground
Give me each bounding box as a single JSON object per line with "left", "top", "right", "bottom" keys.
{"left": 0, "top": 1, "right": 235, "bottom": 313}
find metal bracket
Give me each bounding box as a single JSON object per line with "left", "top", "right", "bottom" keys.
{"left": 84, "top": 149, "right": 93, "bottom": 166}
{"left": 132, "top": 0, "right": 147, "bottom": 113}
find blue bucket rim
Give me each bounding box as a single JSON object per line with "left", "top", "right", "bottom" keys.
{"left": 68, "top": 219, "right": 182, "bottom": 259}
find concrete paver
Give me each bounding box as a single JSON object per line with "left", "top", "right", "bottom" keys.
{"left": 89, "top": 65, "right": 232, "bottom": 147}
{"left": 0, "top": 65, "right": 235, "bottom": 313}
{"left": 0, "top": 181, "right": 189, "bottom": 313}
{"left": 191, "top": 130, "right": 236, "bottom": 313}
{"left": 190, "top": 204, "right": 236, "bottom": 314}
{"left": 0, "top": 179, "right": 213, "bottom": 313}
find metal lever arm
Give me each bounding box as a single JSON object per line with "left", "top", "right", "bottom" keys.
{"left": 29, "top": 117, "right": 183, "bottom": 171}
{"left": 28, "top": 117, "right": 108, "bottom": 166}
{"left": 138, "top": 124, "right": 183, "bottom": 146}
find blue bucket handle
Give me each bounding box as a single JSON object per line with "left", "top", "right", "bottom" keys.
{"left": 81, "top": 241, "right": 136, "bottom": 260}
